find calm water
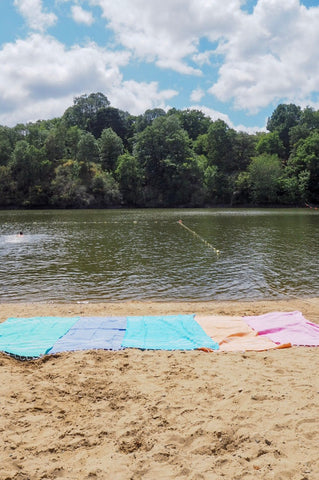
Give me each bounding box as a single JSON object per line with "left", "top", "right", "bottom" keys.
{"left": 0, "top": 208, "right": 318, "bottom": 302}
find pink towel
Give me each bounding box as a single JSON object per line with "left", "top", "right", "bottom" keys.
{"left": 243, "top": 311, "right": 319, "bottom": 346}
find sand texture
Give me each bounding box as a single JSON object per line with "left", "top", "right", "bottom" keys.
{"left": 0, "top": 299, "right": 319, "bottom": 479}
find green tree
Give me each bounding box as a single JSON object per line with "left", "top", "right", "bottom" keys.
{"left": 206, "top": 120, "right": 237, "bottom": 172}
{"left": 300, "top": 106, "right": 319, "bottom": 130}
{"left": 115, "top": 153, "right": 144, "bottom": 206}
{"left": 193, "top": 133, "right": 208, "bottom": 156}
{"left": 63, "top": 92, "right": 110, "bottom": 130}
{"left": 0, "top": 165, "right": 17, "bottom": 206}
{"left": 289, "top": 124, "right": 311, "bottom": 151}
{"left": 267, "top": 104, "right": 302, "bottom": 158}
{"left": 161, "top": 154, "right": 205, "bottom": 206}
{"left": 24, "top": 120, "right": 51, "bottom": 149}
{"left": 203, "top": 164, "right": 219, "bottom": 204}
{"left": 289, "top": 106, "right": 319, "bottom": 151}
{"left": 234, "top": 171, "right": 251, "bottom": 205}
{"left": 44, "top": 124, "right": 67, "bottom": 163}
{"left": 203, "top": 165, "right": 234, "bottom": 205}
{"left": 86, "top": 106, "right": 130, "bottom": 141}
{"left": 90, "top": 166, "right": 121, "bottom": 207}
{"left": 256, "top": 131, "right": 285, "bottom": 158}
{"left": 64, "top": 125, "right": 83, "bottom": 159}
{"left": 135, "top": 108, "right": 166, "bottom": 133}
{"left": 9, "top": 141, "right": 38, "bottom": 194}
{"left": 98, "top": 128, "right": 124, "bottom": 172}
{"left": 204, "top": 120, "right": 240, "bottom": 204}
{"left": 286, "top": 131, "right": 319, "bottom": 203}
{"left": 51, "top": 160, "right": 91, "bottom": 208}
{"left": 0, "top": 126, "right": 16, "bottom": 166}
{"left": 135, "top": 114, "right": 194, "bottom": 205}
{"left": 9, "top": 140, "right": 52, "bottom": 206}
{"left": 76, "top": 132, "right": 99, "bottom": 164}
{"left": 279, "top": 175, "right": 300, "bottom": 205}
{"left": 233, "top": 131, "right": 257, "bottom": 171}
{"left": 247, "top": 154, "right": 282, "bottom": 204}
{"left": 175, "top": 109, "right": 211, "bottom": 140}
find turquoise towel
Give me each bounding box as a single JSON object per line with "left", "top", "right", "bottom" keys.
{"left": 122, "top": 314, "right": 219, "bottom": 350}
{"left": 0, "top": 316, "right": 80, "bottom": 358}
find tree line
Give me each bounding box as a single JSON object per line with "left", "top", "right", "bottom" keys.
{"left": 0, "top": 93, "right": 319, "bottom": 208}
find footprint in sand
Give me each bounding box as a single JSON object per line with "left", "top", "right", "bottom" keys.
{"left": 295, "top": 418, "right": 319, "bottom": 441}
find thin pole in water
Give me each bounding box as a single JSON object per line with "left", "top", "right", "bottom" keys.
{"left": 177, "top": 220, "right": 220, "bottom": 255}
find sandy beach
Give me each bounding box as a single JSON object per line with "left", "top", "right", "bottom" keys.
{"left": 1, "top": 299, "right": 319, "bottom": 479}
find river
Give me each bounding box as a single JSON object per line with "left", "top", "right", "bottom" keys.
{"left": 0, "top": 208, "right": 318, "bottom": 302}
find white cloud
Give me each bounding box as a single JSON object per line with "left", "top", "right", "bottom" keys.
{"left": 190, "top": 88, "right": 205, "bottom": 103}
{"left": 88, "top": 0, "right": 244, "bottom": 74}
{"left": 5, "top": 0, "right": 319, "bottom": 128}
{"left": 0, "top": 33, "right": 178, "bottom": 125}
{"left": 189, "top": 105, "right": 265, "bottom": 133}
{"left": 192, "top": 50, "right": 214, "bottom": 67}
{"left": 14, "top": 0, "right": 57, "bottom": 31}
{"left": 110, "top": 80, "right": 178, "bottom": 115}
{"left": 71, "top": 5, "right": 94, "bottom": 25}
{"left": 189, "top": 105, "right": 235, "bottom": 126}
{"left": 83, "top": 0, "right": 319, "bottom": 114}
{"left": 0, "top": 34, "right": 127, "bottom": 124}
{"left": 209, "top": 0, "right": 319, "bottom": 113}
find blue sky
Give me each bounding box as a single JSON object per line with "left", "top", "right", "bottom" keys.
{"left": 0, "top": 0, "right": 319, "bottom": 132}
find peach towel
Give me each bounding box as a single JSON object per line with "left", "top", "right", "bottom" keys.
{"left": 195, "top": 315, "right": 291, "bottom": 352}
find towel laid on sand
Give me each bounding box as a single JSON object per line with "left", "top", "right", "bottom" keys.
{"left": 0, "top": 316, "right": 79, "bottom": 358}
{"left": 49, "top": 316, "right": 127, "bottom": 353}
{"left": 243, "top": 311, "right": 319, "bottom": 346}
{"left": 122, "top": 314, "right": 219, "bottom": 350}
{"left": 195, "top": 315, "right": 290, "bottom": 351}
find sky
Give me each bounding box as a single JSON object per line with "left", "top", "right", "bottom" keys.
{"left": 1, "top": 0, "right": 319, "bottom": 132}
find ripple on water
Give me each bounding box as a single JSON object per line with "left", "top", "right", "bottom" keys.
{"left": 0, "top": 208, "right": 319, "bottom": 301}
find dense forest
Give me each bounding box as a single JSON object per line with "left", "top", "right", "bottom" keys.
{"left": 1, "top": 92, "right": 319, "bottom": 208}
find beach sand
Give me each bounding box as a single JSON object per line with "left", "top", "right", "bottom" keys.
{"left": 1, "top": 299, "right": 319, "bottom": 479}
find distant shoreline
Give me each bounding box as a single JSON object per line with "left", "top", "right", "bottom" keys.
{"left": 0, "top": 205, "right": 309, "bottom": 210}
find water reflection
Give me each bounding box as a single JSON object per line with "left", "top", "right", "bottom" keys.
{"left": 0, "top": 208, "right": 318, "bottom": 302}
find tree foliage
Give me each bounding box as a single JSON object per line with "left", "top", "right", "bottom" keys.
{"left": 98, "top": 128, "right": 124, "bottom": 172}
{"left": 267, "top": 104, "right": 302, "bottom": 158}
{"left": 248, "top": 154, "right": 282, "bottom": 204}
{"left": 1, "top": 95, "right": 319, "bottom": 208}
{"left": 115, "top": 153, "right": 144, "bottom": 206}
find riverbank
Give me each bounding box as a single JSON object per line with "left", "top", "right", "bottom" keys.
{"left": 1, "top": 299, "right": 319, "bottom": 479}
{"left": 1, "top": 296, "right": 319, "bottom": 321}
